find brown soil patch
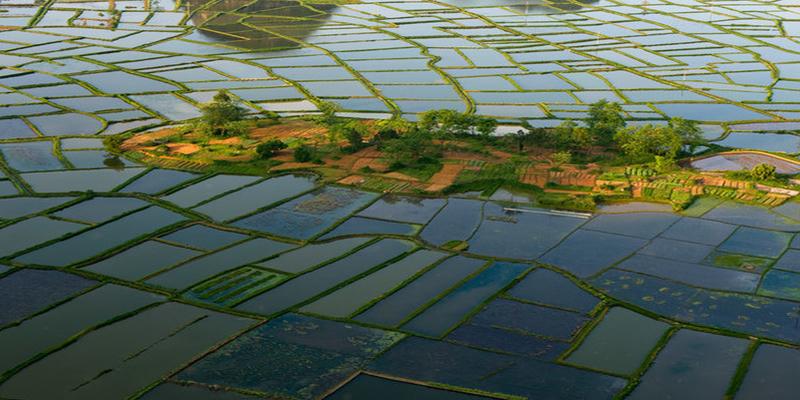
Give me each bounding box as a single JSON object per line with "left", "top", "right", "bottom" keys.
{"left": 249, "top": 120, "right": 328, "bottom": 142}
{"left": 120, "top": 127, "right": 176, "bottom": 151}
{"left": 382, "top": 172, "right": 418, "bottom": 181}
{"left": 209, "top": 137, "right": 242, "bottom": 146}
{"left": 425, "top": 163, "right": 464, "bottom": 192}
{"left": 271, "top": 161, "right": 318, "bottom": 171}
{"left": 338, "top": 175, "right": 367, "bottom": 186}
{"left": 168, "top": 143, "right": 201, "bottom": 155}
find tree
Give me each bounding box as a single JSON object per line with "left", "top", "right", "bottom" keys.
{"left": 329, "top": 121, "right": 368, "bottom": 152}
{"left": 382, "top": 127, "right": 439, "bottom": 167}
{"left": 751, "top": 163, "right": 776, "bottom": 181}
{"left": 512, "top": 129, "right": 529, "bottom": 152}
{"left": 585, "top": 100, "right": 625, "bottom": 145}
{"left": 294, "top": 144, "right": 314, "bottom": 162}
{"left": 669, "top": 117, "right": 705, "bottom": 151}
{"left": 197, "top": 91, "right": 248, "bottom": 137}
{"left": 551, "top": 120, "right": 595, "bottom": 152}
{"left": 418, "top": 109, "right": 471, "bottom": 142}
{"left": 613, "top": 124, "right": 682, "bottom": 162}
{"left": 255, "top": 139, "right": 287, "bottom": 159}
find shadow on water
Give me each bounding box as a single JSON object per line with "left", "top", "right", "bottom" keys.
{"left": 184, "top": 0, "right": 337, "bottom": 50}
{"left": 182, "top": 0, "right": 600, "bottom": 50}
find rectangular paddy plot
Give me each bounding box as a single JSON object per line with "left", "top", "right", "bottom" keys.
{"left": 592, "top": 270, "right": 800, "bottom": 343}
{"left": 0, "top": 196, "right": 75, "bottom": 220}
{"left": 161, "top": 174, "right": 261, "bottom": 208}
{"left": 14, "top": 206, "right": 186, "bottom": 267}
{"left": 20, "top": 168, "right": 146, "bottom": 193}
{"left": 158, "top": 224, "right": 249, "bottom": 251}
{"left": 467, "top": 204, "right": 585, "bottom": 260}
{"left": 300, "top": 249, "right": 449, "bottom": 318}
{"left": 539, "top": 229, "right": 647, "bottom": 277}
{"left": 736, "top": 344, "right": 800, "bottom": 400}
{"left": 146, "top": 238, "right": 294, "bottom": 291}
{"left": 256, "top": 237, "right": 371, "bottom": 274}
{"left": 184, "top": 266, "right": 289, "bottom": 307}
{"left": 628, "top": 330, "right": 748, "bottom": 400}
{"left": 51, "top": 197, "right": 148, "bottom": 223}
{"left": 447, "top": 298, "right": 588, "bottom": 360}
{"left": 117, "top": 168, "right": 200, "bottom": 195}
{"left": 0, "top": 141, "right": 64, "bottom": 172}
{"left": 565, "top": 307, "right": 669, "bottom": 376}
{"left": 355, "top": 256, "right": 488, "bottom": 327}
{"left": 236, "top": 239, "right": 414, "bottom": 316}
{"left": 233, "top": 186, "right": 378, "bottom": 239}
{"left": 420, "top": 198, "right": 484, "bottom": 246}
{"left": 615, "top": 254, "right": 761, "bottom": 292}
{"left": 402, "top": 262, "right": 530, "bottom": 337}
{"left": 319, "top": 216, "right": 419, "bottom": 240}
{"left": 0, "top": 216, "right": 85, "bottom": 257}
{"left": 82, "top": 240, "right": 201, "bottom": 281}
{"left": 506, "top": 268, "right": 600, "bottom": 314}
{"left": 177, "top": 313, "right": 404, "bottom": 399}
{"left": 192, "top": 174, "right": 316, "bottom": 221}
{"left": 0, "top": 302, "right": 255, "bottom": 400}
{"left": 0, "top": 284, "right": 163, "bottom": 374}
{"left": 328, "top": 374, "right": 492, "bottom": 400}
{"left": 0, "top": 269, "right": 95, "bottom": 327}
{"left": 369, "top": 337, "right": 627, "bottom": 400}
{"left": 357, "top": 194, "right": 446, "bottom": 224}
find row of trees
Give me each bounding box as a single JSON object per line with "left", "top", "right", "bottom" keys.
{"left": 515, "top": 100, "right": 706, "bottom": 167}
{"left": 194, "top": 93, "right": 707, "bottom": 171}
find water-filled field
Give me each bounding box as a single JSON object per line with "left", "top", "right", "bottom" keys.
{"left": 2, "top": 0, "right": 800, "bottom": 399}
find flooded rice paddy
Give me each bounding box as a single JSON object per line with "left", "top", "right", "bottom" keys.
{"left": 2, "top": 0, "right": 800, "bottom": 399}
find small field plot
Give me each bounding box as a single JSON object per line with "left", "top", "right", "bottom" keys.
{"left": 420, "top": 198, "right": 484, "bottom": 246}
{"left": 192, "top": 174, "right": 316, "bottom": 221}
{"left": 233, "top": 186, "right": 378, "bottom": 240}
{"left": 0, "top": 269, "right": 95, "bottom": 327}
{"left": 146, "top": 238, "right": 293, "bottom": 291}
{"left": 236, "top": 239, "right": 414, "bottom": 316}
{"left": 402, "top": 262, "right": 530, "bottom": 337}
{"left": 565, "top": 308, "right": 669, "bottom": 376}
{"left": 0, "top": 284, "right": 162, "bottom": 374}
{"left": 20, "top": 168, "right": 146, "bottom": 193}
{"left": 300, "top": 250, "right": 449, "bottom": 318}
{"left": 506, "top": 268, "right": 600, "bottom": 314}
{"left": 176, "top": 313, "right": 403, "bottom": 399}
{"left": 0, "top": 302, "right": 255, "bottom": 400}
{"left": 14, "top": 206, "right": 186, "bottom": 267}
{"left": 627, "top": 330, "right": 748, "bottom": 400}
{"left": 256, "top": 237, "right": 372, "bottom": 274}
{"left": 369, "top": 337, "right": 626, "bottom": 400}
{"left": 82, "top": 240, "right": 201, "bottom": 281}
{"left": 539, "top": 229, "right": 647, "bottom": 277}
{"left": 736, "top": 344, "right": 800, "bottom": 400}
{"left": 468, "top": 203, "right": 585, "bottom": 260}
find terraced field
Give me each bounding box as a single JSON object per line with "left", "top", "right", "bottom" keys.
{"left": 3, "top": 0, "right": 800, "bottom": 399}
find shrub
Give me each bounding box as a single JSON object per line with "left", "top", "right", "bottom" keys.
{"left": 750, "top": 163, "right": 776, "bottom": 181}
{"left": 255, "top": 139, "right": 287, "bottom": 159}
{"left": 552, "top": 151, "right": 572, "bottom": 167}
